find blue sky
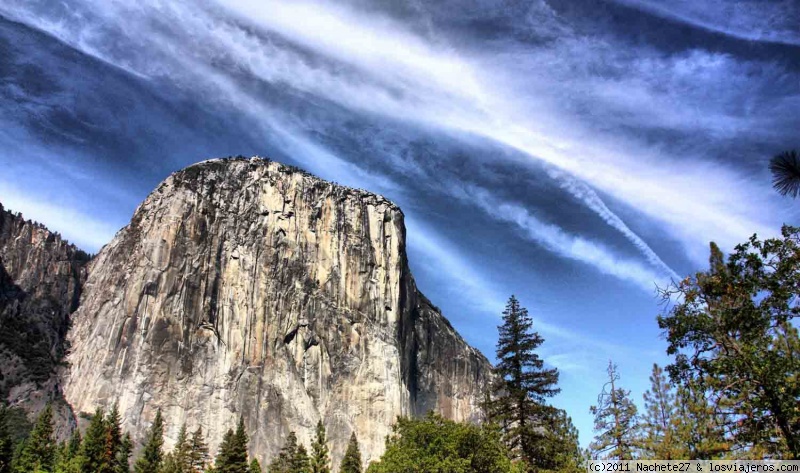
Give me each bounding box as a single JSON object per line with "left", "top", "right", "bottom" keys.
{"left": 1, "top": 0, "right": 799, "bottom": 446}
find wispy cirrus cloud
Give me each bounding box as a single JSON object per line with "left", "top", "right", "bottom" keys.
{"left": 608, "top": 0, "right": 800, "bottom": 46}
{"left": 2, "top": 0, "right": 792, "bottom": 279}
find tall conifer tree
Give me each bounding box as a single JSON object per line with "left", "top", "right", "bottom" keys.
{"left": 173, "top": 424, "right": 191, "bottom": 472}
{"left": 15, "top": 404, "right": 56, "bottom": 473}
{"left": 309, "top": 421, "right": 330, "bottom": 473}
{"left": 215, "top": 429, "right": 235, "bottom": 472}
{"left": 672, "top": 381, "right": 728, "bottom": 459}
{"left": 269, "top": 432, "right": 298, "bottom": 473}
{"left": 215, "top": 421, "right": 248, "bottom": 473}
{"left": 133, "top": 409, "right": 164, "bottom": 473}
{"left": 188, "top": 427, "right": 209, "bottom": 472}
{"left": 102, "top": 404, "right": 123, "bottom": 473}
{"left": 639, "top": 364, "right": 679, "bottom": 459}
{"left": 78, "top": 408, "right": 107, "bottom": 473}
{"left": 293, "top": 444, "right": 309, "bottom": 473}
{"left": 116, "top": 433, "right": 131, "bottom": 473}
{"left": 487, "top": 295, "right": 560, "bottom": 469}
{"left": 338, "top": 433, "right": 361, "bottom": 473}
{"left": 589, "top": 362, "right": 638, "bottom": 460}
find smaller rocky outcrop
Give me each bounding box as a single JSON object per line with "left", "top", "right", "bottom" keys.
{"left": 0, "top": 203, "right": 90, "bottom": 434}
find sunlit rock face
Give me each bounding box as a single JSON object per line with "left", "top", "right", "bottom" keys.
{"left": 63, "top": 157, "right": 491, "bottom": 467}
{"left": 0, "top": 204, "right": 89, "bottom": 435}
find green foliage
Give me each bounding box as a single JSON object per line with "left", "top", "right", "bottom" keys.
{"left": 536, "top": 409, "right": 583, "bottom": 473}
{"left": 160, "top": 453, "right": 180, "bottom": 473}
{"left": 54, "top": 429, "right": 82, "bottom": 473}
{"left": 658, "top": 229, "right": 800, "bottom": 457}
{"left": 1, "top": 406, "right": 31, "bottom": 447}
{"left": 366, "top": 412, "right": 519, "bottom": 473}
{"left": 293, "top": 444, "right": 310, "bottom": 473}
{"left": 14, "top": 404, "right": 56, "bottom": 473}
{"left": 338, "top": 433, "right": 362, "bottom": 473}
{"left": 638, "top": 364, "right": 680, "bottom": 460}
{"left": 170, "top": 424, "right": 192, "bottom": 472}
{"left": 215, "top": 430, "right": 235, "bottom": 473}
{"left": 486, "top": 296, "right": 560, "bottom": 469}
{"left": 117, "top": 434, "right": 132, "bottom": 473}
{"left": 309, "top": 421, "right": 329, "bottom": 473}
{"left": 103, "top": 404, "right": 132, "bottom": 473}
{"left": 671, "top": 381, "right": 728, "bottom": 459}
{"left": 589, "top": 362, "right": 638, "bottom": 460}
{"left": 268, "top": 432, "right": 297, "bottom": 473}
{"left": 134, "top": 409, "right": 165, "bottom": 473}
{"left": 248, "top": 459, "right": 261, "bottom": 473}
{"left": 0, "top": 405, "right": 14, "bottom": 473}
{"left": 214, "top": 419, "right": 248, "bottom": 473}
{"left": 188, "top": 427, "right": 209, "bottom": 472}
{"left": 78, "top": 408, "right": 108, "bottom": 473}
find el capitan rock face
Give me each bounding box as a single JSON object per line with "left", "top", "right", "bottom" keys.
{"left": 63, "top": 157, "right": 491, "bottom": 466}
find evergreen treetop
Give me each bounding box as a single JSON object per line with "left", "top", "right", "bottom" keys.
{"left": 310, "top": 421, "right": 330, "bottom": 473}
{"left": 589, "top": 361, "right": 638, "bottom": 460}
{"left": 15, "top": 404, "right": 56, "bottom": 473}
{"left": 338, "top": 432, "right": 362, "bottom": 473}
{"left": 487, "top": 295, "right": 560, "bottom": 468}
{"left": 188, "top": 426, "right": 209, "bottom": 472}
{"left": 133, "top": 409, "right": 164, "bottom": 473}
{"left": 639, "top": 364, "right": 680, "bottom": 460}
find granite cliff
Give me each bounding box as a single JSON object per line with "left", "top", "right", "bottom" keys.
{"left": 61, "top": 157, "right": 492, "bottom": 466}
{"left": 0, "top": 203, "right": 89, "bottom": 434}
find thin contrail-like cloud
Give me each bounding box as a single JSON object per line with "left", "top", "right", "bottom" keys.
{"left": 609, "top": 0, "right": 800, "bottom": 46}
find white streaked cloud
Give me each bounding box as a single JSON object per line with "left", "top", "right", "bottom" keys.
{"left": 0, "top": 0, "right": 793, "bottom": 285}
{"left": 464, "top": 185, "right": 669, "bottom": 292}
{"left": 609, "top": 0, "right": 800, "bottom": 46}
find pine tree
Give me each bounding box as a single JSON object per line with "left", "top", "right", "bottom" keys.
{"left": 54, "top": 429, "right": 82, "bottom": 473}
{"left": 672, "top": 381, "right": 728, "bottom": 459}
{"left": 0, "top": 405, "right": 13, "bottom": 473}
{"left": 134, "top": 409, "right": 164, "bottom": 473}
{"left": 188, "top": 427, "right": 209, "bottom": 472}
{"left": 172, "top": 424, "right": 191, "bottom": 472}
{"left": 486, "top": 296, "right": 560, "bottom": 469}
{"left": 215, "top": 429, "right": 234, "bottom": 472}
{"left": 639, "top": 364, "right": 679, "bottom": 459}
{"left": 230, "top": 418, "right": 249, "bottom": 473}
{"left": 338, "top": 433, "right": 361, "bottom": 473}
{"left": 15, "top": 404, "right": 56, "bottom": 473}
{"left": 309, "top": 421, "right": 330, "bottom": 473}
{"left": 78, "top": 408, "right": 107, "bottom": 473}
{"left": 160, "top": 452, "right": 180, "bottom": 473}
{"left": 215, "top": 424, "right": 248, "bottom": 473}
{"left": 293, "top": 444, "right": 309, "bottom": 473}
{"left": 589, "top": 361, "right": 638, "bottom": 460}
{"left": 248, "top": 459, "right": 261, "bottom": 473}
{"left": 538, "top": 408, "right": 583, "bottom": 473}
{"left": 101, "top": 404, "right": 124, "bottom": 473}
{"left": 269, "top": 431, "right": 311, "bottom": 473}
{"left": 117, "top": 433, "right": 132, "bottom": 473}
